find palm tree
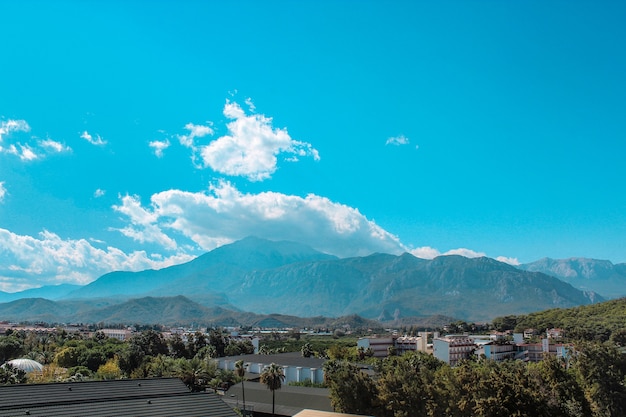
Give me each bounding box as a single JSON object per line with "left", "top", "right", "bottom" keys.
{"left": 176, "top": 357, "right": 215, "bottom": 392}
{"left": 235, "top": 360, "right": 247, "bottom": 414}
{"left": 260, "top": 363, "right": 285, "bottom": 417}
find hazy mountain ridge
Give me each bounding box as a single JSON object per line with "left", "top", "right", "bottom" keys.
{"left": 519, "top": 257, "right": 626, "bottom": 298}
{"left": 0, "top": 237, "right": 613, "bottom": 324}
{"left": 0, "top": 284, "right": 82, "bottom": 303}
{"left": 0, "top": 295, "right": 388, "bottom": 328}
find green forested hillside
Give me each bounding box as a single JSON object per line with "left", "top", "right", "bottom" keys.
{"left": 493, "top": 297, "right": 626, "bottom": 342}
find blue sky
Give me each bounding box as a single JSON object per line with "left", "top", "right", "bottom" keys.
{"left": 1, "top": 1, "right": 625, "bottom": 292}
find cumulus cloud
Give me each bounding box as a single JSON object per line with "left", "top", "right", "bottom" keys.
{"left": 445, "top": 248, "right": 487, "bottom": 258}
{"left": 112, "top": 194, "right": 178, "bottom": 250}
{"left": 386, "top": 135, "right": 410, "bottom": 146}
{"left": 94, "top": 189, "right": 106, "bottom": 198}
{"left": 0, "top": 228, "right": 194, "bottom": 291}
{"left": 80, "top": 131, "right": 107, "bottom": 146}
{"left": 410, "top": 245, "right": 518, "bottom": 264}
{"left": 0, "top": 182, "right": 6, "bottom": 202}
{"left": 198, "top": 101, "right": 320, "bottom": 181}
{"left": 112, "top": 181, "right": 405, "bottom": 258}
{"left": 149, "top": 139, "right": 170, "bottom": 158}
{"left": 410, "top": 246, "right": 442, "bottom": 259}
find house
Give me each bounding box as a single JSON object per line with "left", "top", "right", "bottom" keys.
{"left": 216, "top": 352, "right": 326, "bottom": 385}
{"left": 98, "top": 328, "right": 133, "bottom": 341}
{"left": 356, "top": 336, "right": 395, "bottom": 358}
{"left": 357, "top": 332, "right": 430, "bottom": 358}
{"left": 0, "top": 377, "right": 237, "bottom": 417}
{"left": 433, "top": 335, "right": 476, "bottom": 366}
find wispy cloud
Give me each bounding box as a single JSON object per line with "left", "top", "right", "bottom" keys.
{"left": 386, "top": 135, "right": 410, "bottom": 146}
{"left": 149, "top": 139, "right": 170, "bottom": 158}
{"left": 1, "top": 119, "right": 71, "bottom": 161}
{"left": 40, "top": 139, "right": 71, "bottom": 153}
{"left": 80, "top": 131, "right": 107, "bottom": 146}
{"left": 0, "top": 182, "right": 6, "bottom": 203}
{"left": 94, "top": 189, "right": 106, "bottom": 198}
{"left": 0, "top": 228, "right": 194, "bottom": 291}
{"left": 112, "top": 180, "right": 405, "bottom": 258}
{"left": 178, "top": 123, "right": 213, "bottom": 148}
{"left": 496, "top": 256, "right": 520, "bottom": 266}
{"left": 198, "top": 100, "right": 320, "bottom": 181}
{"left": 0, "top": 119, "right": 30, "bottom": 142}
{"left": 6, "top": 143, "right": 38, "bottom": 161}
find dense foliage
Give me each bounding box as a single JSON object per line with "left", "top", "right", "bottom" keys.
{"left": 492, "top": 297, "right": 626, "bottom": 342}
{"left": 0, "top": 328, "right": 250, "bottom": 391}
{"left": 325, "top": 346, "right": 626, "bottom": 417}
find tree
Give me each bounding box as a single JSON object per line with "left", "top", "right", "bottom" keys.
{"left": 570, "top": 341, "right": 626, "bottom": 417}
{"left": 301, "top": 342, "right": 313, "bottom": 358}
{"left": 323, "top": 360, "right": 378, "bottom": 416}
{"left": 96, "top": 358, "right": 122, "bottom": 380}
{"left": 176, "top": 357, "right": 216, "bottom": 392}
{"left": 0, "top": 363, "right": 27, "bottom": 384}
{"left": 54, "top": 346, "right": 84, "bottom": 368}
{"left": 260, "top": 363, "right": 285, "bottom": 417}
{"left": 235, "top": 360, "right": 248, "bottom": 414}
{"left": 0, "top": 336, "right": 23, "bottom": 363}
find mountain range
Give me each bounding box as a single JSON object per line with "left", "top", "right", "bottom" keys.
{"left": 1, "top": 236, "right": 618, "bottom": 325}
{"left": 519, "top": 257, "right": 626, "bottom": 298}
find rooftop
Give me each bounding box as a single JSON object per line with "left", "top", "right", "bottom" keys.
{"left": 0, "top": 378, "right": 237, "bottom": 417}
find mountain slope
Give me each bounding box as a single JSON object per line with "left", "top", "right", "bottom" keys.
{"left": 519, "top": 258, "right": 626, "bottom": 298}
{"left": 44, "top": 237, "right": 604, "bottom": 322}
{"left": 227, "top": 254, "right": 600, "bottom": 321}
{"left": 494, "top": 297, "right": 626, "bottom": 341}
{"left": 0, "top": 284, "right": 82, "bottom": 303}
{"left": 64, "top": 236, "right": 337, "bottom": 300}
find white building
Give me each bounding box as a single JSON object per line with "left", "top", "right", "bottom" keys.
{"left": 433, "top": 335, "right": 476, "bottom": 366}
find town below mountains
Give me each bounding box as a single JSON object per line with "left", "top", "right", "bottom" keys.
{"left": 1, "top": 237, "right": 624, "bottom": 326}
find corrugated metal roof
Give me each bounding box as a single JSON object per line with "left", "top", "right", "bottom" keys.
{"left": 0, "top": 378, "right": 238, "bottom": 417}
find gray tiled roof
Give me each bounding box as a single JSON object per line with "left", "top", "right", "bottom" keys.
{"left": 0, "top": 378, "right": 238, "bottom": 417}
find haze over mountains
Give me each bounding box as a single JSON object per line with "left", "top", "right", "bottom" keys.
{"left": 519, "top": 257, "right": 626, "bottom": 299}
{"left": 0, "top": 237, "right": 619, "bottom": 325}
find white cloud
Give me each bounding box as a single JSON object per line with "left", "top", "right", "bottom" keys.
{"left": 445, "top": 248, "right": 487, "bottom": 258}
{"left": 0, "top": 119, "right": 71, "bottom": 160}
{"left": 113, "top": 180, "right": 405, "bottom": 258}
{"left": 80, "top": 131, "right": 107, "bottom": 145}
{"left": 149, "top": 139, "right": 170, "bottom": 158}
{"left": 178, "top": 123, "right": 213, "bottom": 148}
{"left": 15, "top": 143, "right": 38, "bottom": 161}
{"left": 0, "top": 119, "right": 30, "bottom": 142}
{"left": 112, "top": 194, "right": 178, "bottom": 250}
{"left": 199, "top": 101, "right": 320, "bottom": 181}
{"left": 410, "top": 246, "right": 442, "bottom": 259}
{"left": 94, "top": 189, "right": 106, "bottom": 198}
{"left": 496, "top": 256, "right": 520, "bottom": 266}
{"left": 0, "top": 228, "right": 194, "bottom": 291}
{"left": 410, "top": 245, "right": 519, "bottom": 264}
{"left": 386, "top": 135, "right": 410, "bottom": 146}
{"left": 245, "top": 97, "right": 256, "bottom": 111}
{"left": 0, "top": 182, "right": 6, "bottom": 202}
{"left": 40, "top": 139, "right": 71, "bottom": 153}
